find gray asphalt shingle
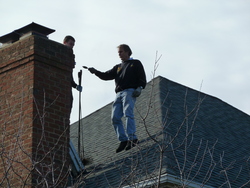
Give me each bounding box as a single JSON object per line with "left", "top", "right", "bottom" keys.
{"left": 71, "top": 76, "right": 250, "bottom": 187}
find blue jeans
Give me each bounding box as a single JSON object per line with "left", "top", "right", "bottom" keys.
{"left": 111, "top": 88, "right": 137, "bottom": 142}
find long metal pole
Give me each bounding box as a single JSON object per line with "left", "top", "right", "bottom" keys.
{"left": 78, "top": 70, "right": 82, "bottom": 157}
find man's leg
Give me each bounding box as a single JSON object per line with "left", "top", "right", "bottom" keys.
{"left": 111, "top": 92, "right": 127, "bottom": 142}
{"left": 122, "top": 89, "right": 137, "bottom": 141}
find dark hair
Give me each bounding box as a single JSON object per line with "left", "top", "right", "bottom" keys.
{"left": 117, "top": 44, "right": 132, "bottom": 56}
{"left": 63, "top": 35, "right": 75, "bottom": 43}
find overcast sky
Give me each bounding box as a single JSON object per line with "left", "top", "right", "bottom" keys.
{"left": 1, "top": 0, "right": 249, "bottom": 123}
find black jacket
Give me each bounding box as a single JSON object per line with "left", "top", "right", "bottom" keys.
{"left": 95, "top": 59, "right": 146, "bottom": 93}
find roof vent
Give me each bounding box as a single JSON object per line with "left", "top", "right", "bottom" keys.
{"left": 0, "top": 22, "right": 55, "bottom": 48}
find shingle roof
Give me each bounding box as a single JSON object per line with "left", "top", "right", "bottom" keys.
{"left": 70, "top": 76, "right": 250, "bottom": 187}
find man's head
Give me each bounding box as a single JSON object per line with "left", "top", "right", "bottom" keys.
{"left": 63, "top": 35, "right": 75, "bottom": 49}
{"left": 117, "top": 44, "right": 132, "bottom": 61}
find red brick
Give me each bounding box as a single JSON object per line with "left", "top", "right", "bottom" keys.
{"left": 0, "top": 34, "right": 73, "bottom": 187}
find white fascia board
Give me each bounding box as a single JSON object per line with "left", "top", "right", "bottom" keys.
{"left": 122, "top": 173, "right": 215, "bottom": 188}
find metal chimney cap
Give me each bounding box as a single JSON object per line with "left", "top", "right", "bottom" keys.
{"left": 0, "top": 32, "right": 20, "bottom": 44}
{"left": 15, "top": 22, "right": 55, "bottom": 37}
{"left": 0, "top": 22, "right": 55, "bottom": 46}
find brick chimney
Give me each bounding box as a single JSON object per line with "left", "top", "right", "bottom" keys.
{"left": 0, "top": 23, "right": 74, "bottom": 187}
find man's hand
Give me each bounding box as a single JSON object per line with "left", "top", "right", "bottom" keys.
{"left": 76, "top": 85, "right": 82, "bottom": 92}
{"left": 132, "top": 87, "right": 142, "bottom": 97}
{"left": 88, "top": 67, "right": 97, "bottom": 74}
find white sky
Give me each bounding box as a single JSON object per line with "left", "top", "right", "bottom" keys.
{"left": 0, "top": 0, "right": 249, "bottom": 124}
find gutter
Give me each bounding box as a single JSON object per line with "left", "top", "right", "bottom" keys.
{"left": 122, "top": 173, "right": 215, "bottom": 188}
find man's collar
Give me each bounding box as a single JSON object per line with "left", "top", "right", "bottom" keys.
{"left": 122, "top": 57, "right": 133, "bottom": 63}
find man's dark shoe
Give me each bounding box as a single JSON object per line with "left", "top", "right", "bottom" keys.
{"left": 125, "top": 139, "right": 139, "bottom": 151}
{"left": 116, "top": 141, "right": 128, "bottom": 153}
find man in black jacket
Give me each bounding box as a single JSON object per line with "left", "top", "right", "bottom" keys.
{"left": 88, "top": 44, "right": 146, "bottom": 153}
{"left": 63, "top": 35, "right": 82, "bottom": 110}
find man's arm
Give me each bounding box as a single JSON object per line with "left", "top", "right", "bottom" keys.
{"left": 137, "top": 61, "right": 147, "bottom": 89}
{"left": 133, "top": 61, "right": 146, "bottom": 97}
{"left": 71, "top": 74, "right": 82, "bottom": 92}
{"left": 88, "top": 65, "right": 118, "bottom": 81}
{"left": 71, "top": 74, "right": 77, "bottom": 88}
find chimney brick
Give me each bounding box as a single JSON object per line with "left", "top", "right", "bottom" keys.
{"left": 0, "top": 26, "right": 74, "bottom": 187}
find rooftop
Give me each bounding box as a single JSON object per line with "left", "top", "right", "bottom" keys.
{"left": 71, "top": 76, "right": 250, "bottom": 187}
